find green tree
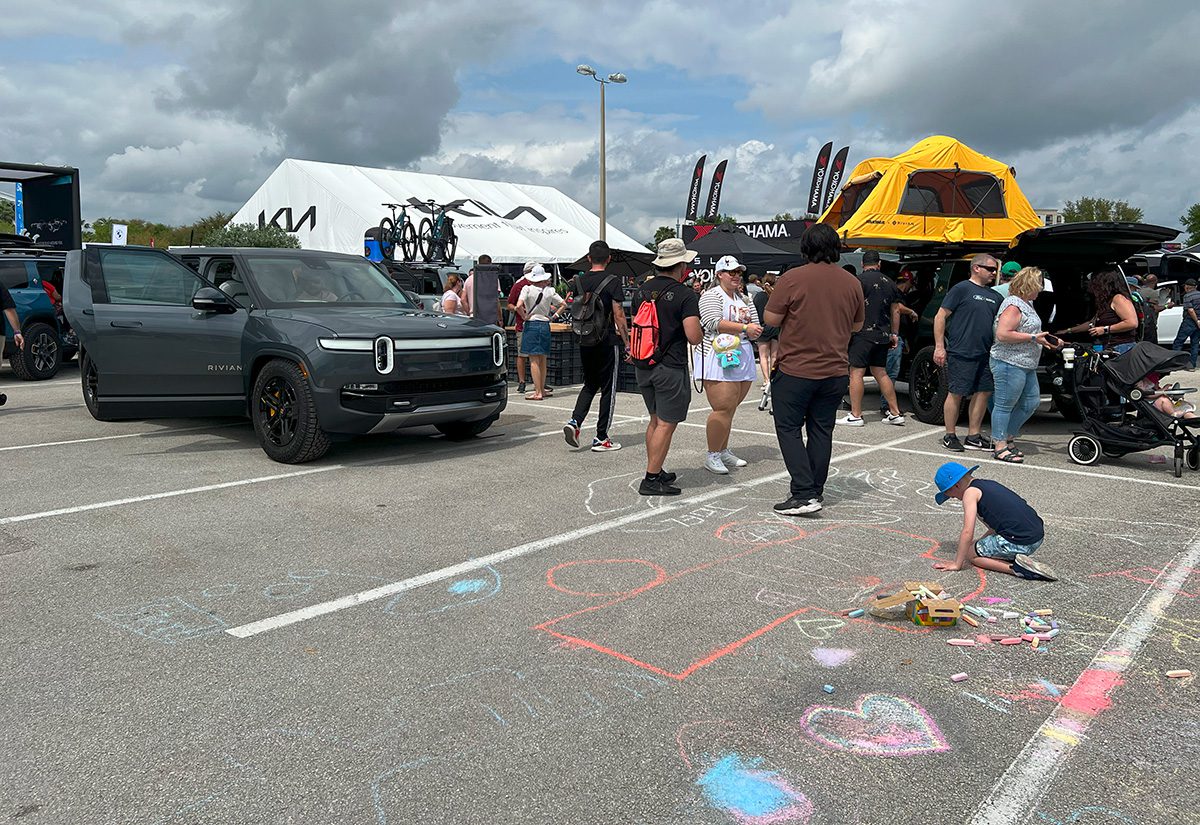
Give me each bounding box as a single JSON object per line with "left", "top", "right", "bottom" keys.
{"left": 201, "top": 222, "right": 301, "bottom": 248}
{"left": 1061, "top": 196, "right": 1144, "bottom": 223}
{"left": 773, "top": 212, "right": 795, "bottom": 221}
{"left": 0, "top": 198, "right": 14, "bottom": 234}
{"left": 695, "top": 213, "right": 737, "bottom": 226}
{"left": 1180, "top": 203, "right": 1200, "bottom": 248}
{"left": 647, "top": 225, "right": 676, "bottom": 249}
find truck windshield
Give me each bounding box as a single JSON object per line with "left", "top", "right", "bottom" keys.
{"left": 243, "top": 256, "right": 417, "bottom": 308}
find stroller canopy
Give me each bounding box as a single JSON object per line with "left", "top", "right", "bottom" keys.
{"left": 1106, "top": 342, "right": 1193, "bottom": 387}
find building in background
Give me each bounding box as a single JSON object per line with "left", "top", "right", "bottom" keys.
{"left": 1034, "top": 208, "right": 1065, "bottom": 227}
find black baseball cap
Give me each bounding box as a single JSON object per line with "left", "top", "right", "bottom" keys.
{"left": 1186, "top": 278, "right": 1198, "bottom": 287}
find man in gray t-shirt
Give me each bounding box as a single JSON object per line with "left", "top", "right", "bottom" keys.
{"left": 1138, "top": 273, "right": 1163, "bottom": 344}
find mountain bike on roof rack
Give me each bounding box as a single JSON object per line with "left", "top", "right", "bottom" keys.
{"left": 418, "top": 200, "right": 459, "bottom": 264}
{"left": 378, "top": 202, "right": 418, "bottom": 262}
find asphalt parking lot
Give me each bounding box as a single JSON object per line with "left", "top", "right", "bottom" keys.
{"left": 2, "top": 363, "right": 1197, "bottom": 825}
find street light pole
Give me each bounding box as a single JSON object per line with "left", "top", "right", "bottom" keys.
{"left": 576, "top": 65, "right": 626, "bottom": 242}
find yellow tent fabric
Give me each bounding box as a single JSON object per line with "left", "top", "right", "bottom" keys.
{"left": 819, "top": 135, "right": 1041, "bottom": 248}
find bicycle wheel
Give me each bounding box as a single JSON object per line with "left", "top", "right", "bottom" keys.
{"left": 418, "top": 218, "right": 434, "bottom": 262}
{"left": 378, "top": 218, "right": 395, "bottom": 260}
{"left": 399, "top": 222, "right": 418, "bottom": 262}
{"left": 444, "top": 229, "right": 458, "bottom": 263}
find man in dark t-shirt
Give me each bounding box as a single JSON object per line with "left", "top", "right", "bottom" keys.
{"left": 934, "top": 255, "right": 1001, "bottom": 452}
{"left": 840, "top": 250, "right": 905, "bottom": 426}
{"left": 1, "top": 282, "right": 26, "bottom": 408}
{"left": 564, "top": 240, "right": 630, "bottom": 453}
{"left": 636, "top": 239, "right": 702, "bottom": 496}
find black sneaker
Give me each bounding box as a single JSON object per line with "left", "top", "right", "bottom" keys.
{"left": 658, "top": 470, "right": 678, "bottom": 484}
{"left": 943, "top": 434, "right": 965, "bottom": 452}
{"left": 517, "top": 382, "right": 527, "bottom": 394}
{"left": 639, "top": 476, "right": 681, "bottom": 496}
{"left": 544, "top": 385, "right": 554, "bottom": 396}
{"left": 964, "top": 434, "right": 993, "bottom": 451}
{"left": 1012, "top": 556, "right": 1058, "bottom": 582}
{"left": 773, "top": 497, "right": 822, "bottom": 516}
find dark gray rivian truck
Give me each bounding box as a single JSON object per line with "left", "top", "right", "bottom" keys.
{"left": 63, "top": 246, "right": 506, "bottom": 463}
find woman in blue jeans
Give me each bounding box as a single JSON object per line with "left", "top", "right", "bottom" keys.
{"left": 990, "top": 267, "right": 1058, "bottom": 463}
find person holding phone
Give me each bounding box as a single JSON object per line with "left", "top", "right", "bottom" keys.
{"left": 989, "top": 267, "right": 1059, "bottom": 463}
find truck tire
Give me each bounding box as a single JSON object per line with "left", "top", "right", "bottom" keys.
{"left": 251, "top": 359, "right": 331, "bottom": 464}
{"left": 435, "top": 413, "right": 498, "bottom": 441}
{"left": 80, "top": 352, "right": 116, "bottom": 421}
{"left": 908, "top": 346, "right": 948, "bottom": 425}
{"left": 10, "top": 321, "right": 61, "bottom": 380}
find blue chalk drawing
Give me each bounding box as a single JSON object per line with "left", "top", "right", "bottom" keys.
{"left": 384, "top": 564, "right": 501, "bottom": 615}
{"left": 699, "top": 755, "right": 792, "bottom": 817}
{"left": 97, "top": 597, "right": 227, "bottom": 644}
{"left": 448, "top": 578, "right": 488, "bottom": 594}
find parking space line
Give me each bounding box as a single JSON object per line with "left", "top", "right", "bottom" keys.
{"left": 966, "top": 533, "right": 1200, "bottom": 824}
{"left": 0, "top": 423, "right": 242, "bottom": 453}
{"left": 224, "top": 427, "right": 940, "bottom": 639}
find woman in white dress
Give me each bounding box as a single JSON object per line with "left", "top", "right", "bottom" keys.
{"left": 693, "top": 256, "right": 763, "bottom": 474}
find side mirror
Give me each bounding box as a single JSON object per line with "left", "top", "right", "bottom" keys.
{"left": 193, "top": 286, "right": 237, "bottom": 314}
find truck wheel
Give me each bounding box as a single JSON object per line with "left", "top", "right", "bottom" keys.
{"left": 80, "top": 352, "right": 116, "bottom": 421}
{"left": 435, "top": 414, "right": 498, "bottom": 441}
{"left": 10, "top": 322, "right": 61, "bottom": 380}
{"left": 908, "top": 346, "right": 948, "bottom": 425}
{"left": 251, "top": 360, "right": 331, "bottom": 464}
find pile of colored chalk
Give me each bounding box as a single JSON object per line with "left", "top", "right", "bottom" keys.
{"left": 940, "top": 606, "right": 1064, "bottom": 682}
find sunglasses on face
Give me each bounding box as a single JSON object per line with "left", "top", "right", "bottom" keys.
{"left": 976, "top": 264, "right": 998, "bottom": 273}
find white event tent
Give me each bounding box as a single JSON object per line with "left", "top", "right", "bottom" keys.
{"left": 230, "top": 159, "right": 645, "bottom": 263}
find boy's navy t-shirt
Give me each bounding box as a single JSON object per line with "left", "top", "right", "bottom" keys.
{"left": 942, "top": 280, "right": 1000, "bottom": 358}
{"left": 971, "top": 479, "right": 1044, "bottom": 545}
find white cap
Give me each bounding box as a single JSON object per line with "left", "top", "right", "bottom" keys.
{"left": 526, "top": 265, "right": 551, "bottom": 283}
{"left": 523, "top": 260, "right": 540, "bottom": 274}
{"left": 715, "top": 255, "right": 746, "bottom": 274}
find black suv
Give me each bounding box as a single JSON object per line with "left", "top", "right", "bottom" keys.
{"left": 0, "top": 235, "right": 73, "bottom": 379}
{"left": 63, "top": 246, "right": 507, "bottom": 463}
{"left": 895, "top": 222, "right": 1178, "bottom": 423}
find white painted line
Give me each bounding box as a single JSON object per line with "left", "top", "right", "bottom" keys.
{"left": 0, "top": 466, "right": 342, "bottom": 526}
{"left": 0, "top": 377, "right": 79, "bottom": 391}
{"left": 225, "top": 427, "right": 939, "bottom": 638}
{"left": 0, "top": 423, "right": 242, "bottom": 453}
{"left": 965, "top": 533, "right": 1200, "bottom": 825}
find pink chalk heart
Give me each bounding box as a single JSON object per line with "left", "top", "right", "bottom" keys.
{"left": 800, "top": 694, "right": 950, "bottom": 756}
{"left": 810, "top": 647, "right": 857, "bottom": 668}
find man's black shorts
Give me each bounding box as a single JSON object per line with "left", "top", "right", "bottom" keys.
{"left": 636, "top": 364, "right": 691, "bottom": 424}
{"left": 946, "top": 354, "right": 994, "bottom": 396}
{"left": 848, "top": 331, "right": 889, "bottom": 369}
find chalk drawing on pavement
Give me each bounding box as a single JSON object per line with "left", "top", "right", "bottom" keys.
{"left": 96, "top": 597, "right": 227, "bottom": 644}
{"left": 546, "top": 558, "right": 668, "bottom": 598}
{"left": 798, "top": 693, "right": 950, "bottom": 756}
{"left": 384, "top": 564, "right": 501, "bottom": 616}
{"left": 697, "top": 753, "right": 815, "bottom": 824}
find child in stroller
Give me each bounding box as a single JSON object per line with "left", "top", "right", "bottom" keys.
{"left": 1062, "top": 341, "right": 1200, "bottom": 477}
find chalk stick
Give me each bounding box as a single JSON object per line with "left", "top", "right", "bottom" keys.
{"left": 1034, "top": 609, "right": 1053, "bottom": 616}
{"left": 989, "top": 634, "right": 1008, "bottom": 641}
{"left": 986, "top": 616, "right": 998, "bottom": 624}
{"left": 963, "top": 605, "right": 989, "bottom": 618}
{"left": 1035, "top": 633, "right": 1053, "bottom": 641}
{"left": 1029, "top": 622, "right": 1051, "bottom": 632}
{"left": 950, "top": 672, "right": 969, "bottom": 682}
{"left": 1000, "top": 638, "right": 1023, "bottom": 645}
{"left": 847, "top": 608, "right": 866, "bottom": 618}
{"left": 1021, "top": 633, "right": 1036, "bottom": 641}
{"left": 1031, "top": 638, "right": 1040, "bottom": 650}
{"left": 823, "top": 684, "right": 836, "bottom": 693}
{"left": 1166, "top": 670, "right": 1192, "bottom": 679}
{"left": 1003, "top": 611, "right": 1020, "bottom": 619}
{"left": 1046, "top": 628, "right": 1060, "bottom": 638}
{"left": 961, "top": 614, "right": 980, "bottom": 627}
{"left": 947, "top": 639, "right": 976, "bottom": 647}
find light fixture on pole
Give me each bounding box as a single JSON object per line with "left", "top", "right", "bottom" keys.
{"left": 576, "top": 64, "right": 627, "bottom": 241}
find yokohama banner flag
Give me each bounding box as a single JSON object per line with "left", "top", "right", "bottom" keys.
{"left": 684, "top": 155, "right": 706, "bottom": 222}
{"left": 805, "top": 141, "right": 834, "bottom": 217}
{"left": 822, "top": 146, "right": 850, "bottom": 212}
{"left": 703, "top": 159, "right": 728, "bottom": 221}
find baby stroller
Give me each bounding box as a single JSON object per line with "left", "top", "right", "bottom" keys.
{"left": 1060, "top": 342, "right": 1200, "bottom": 477}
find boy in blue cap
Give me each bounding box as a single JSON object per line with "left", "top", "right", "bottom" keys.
{"left": 932, "top": 462, "right": 1057, "bottom": 581}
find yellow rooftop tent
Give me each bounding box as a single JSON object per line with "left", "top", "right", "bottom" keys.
{"left": 819, "top": 135, "right": 1041, "bottom": 248}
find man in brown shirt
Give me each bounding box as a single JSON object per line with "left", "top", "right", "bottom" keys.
{"left": 763, "top": 224, "right": 864, "bottom": 516}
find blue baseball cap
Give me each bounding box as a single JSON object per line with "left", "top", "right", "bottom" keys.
{"left": 935, "top": 462, "right": 979, "bottom": 505}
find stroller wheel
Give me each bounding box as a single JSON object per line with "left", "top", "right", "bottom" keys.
{"left": 1186, "top": 446, "right": 1200, "bottom": 472}
{"left": 1067, "top": 434, "right": 1102, "bottom": 466}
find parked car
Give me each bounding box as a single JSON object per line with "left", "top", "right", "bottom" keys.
{"left": 0, "top": 237, "right": 74, "bottom": 379}
{"left": 63, "top": 246, "right": 507, "bottom": 463}
{"left": 897, "top": 222, "right": 1178, "bottom": 424}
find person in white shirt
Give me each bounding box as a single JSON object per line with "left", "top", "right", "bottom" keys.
{"left": 694, "top": 256, "right": 763, "bottom": 474}
{"left": 517, "top": 265, "right": 565, "bottom": 400}
{"left": 440, "top": 274, "right": 467, "bottom": 315}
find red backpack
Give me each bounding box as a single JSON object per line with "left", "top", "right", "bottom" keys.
{"left": 629, "top": 282, "right": 682, "bottom": 368}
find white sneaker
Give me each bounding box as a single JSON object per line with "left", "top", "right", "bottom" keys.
{"left": 704, "top": 453, "right": 730, "bottom": 474}
{"left": 883, "top": 412, "right": 906, "bottom": 426}
{"left": 719, "top": 448, "right": 747, "bottom": 468}
{"left": 837, "top": 414, "right": 865, "bottom": 427}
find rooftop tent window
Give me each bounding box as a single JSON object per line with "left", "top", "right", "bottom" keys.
{"left": 834, "top": 176, "right": 881, "bottom": 227}
{"left": 899, "top": 170, "right": 1007, "bottom": 218}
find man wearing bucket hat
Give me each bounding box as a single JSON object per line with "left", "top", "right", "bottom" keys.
{"left": 632, "top": 238, "right": 703, "bottom": 496}
{"left": 931, "top": 461, "right": 1057, "bottom": 581}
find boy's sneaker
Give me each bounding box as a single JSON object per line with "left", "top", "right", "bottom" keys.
{"left": 837, "top": 414, "right": 865, "bottom": 427}
{"left": 639, "top": 476, "right": 681, "bottom": 496}
{"left": 964, "top": 434, "right": 993, "bottom": 451}
{"left": 942, "top": 434, "right": 965, "bottom": 452}
{"left": 591, "top": 438, "right": 622, "bottom": 452}
{"left": 719, "top": 448, "right": 747, "bottom": 468}
{"left": 1012, "top": 556, "right": 1058, "bottom": 582}
{"left": 773, "top": 497, "right": 823, "bottom": 516}
{"left": 704, "top": 453, "right": 730, "bottom": 474}
{"left": 563, "top": 420, "right": 581, "bottom": 448}
{"left": 883, "top": 412, "right": 906, "bottom": 426}
{"left": 517, "top": 382, "right": 527, "bottom": 394}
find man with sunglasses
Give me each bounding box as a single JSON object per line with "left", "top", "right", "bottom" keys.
{"left": 933, "top": 254, "right": 1002, "bottom": 452}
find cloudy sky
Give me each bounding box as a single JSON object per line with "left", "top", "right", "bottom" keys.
{"left": 3, "top": 0, "right": 1199, "bottom": 244}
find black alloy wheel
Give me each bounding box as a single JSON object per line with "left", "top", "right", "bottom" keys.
{"left": 908, "top": 346, "right": 948, "bottom": 425}
{"left": 250, "top": 359, "right": 331, "bottom": 463}
{"left": 10, "top": 321, "right": 61, "bottom": 380}
{"left": 80, "top": 352, "right": 114, "bottom": 421}
{"left": 259, "top": 376, "right": 299, "bottom": 448}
